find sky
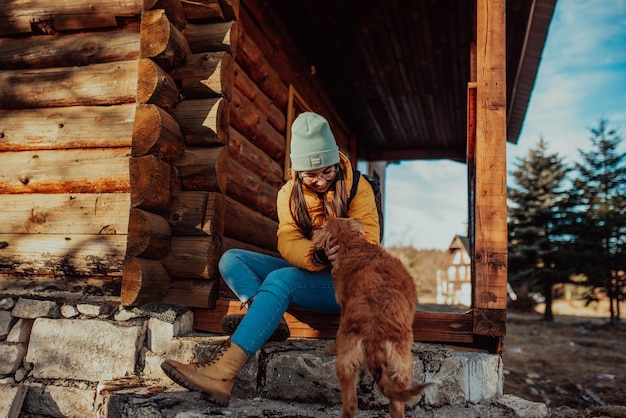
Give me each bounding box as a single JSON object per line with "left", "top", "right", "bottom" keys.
{"left": 381, "top": 0, "right": 626, "bottom": 250}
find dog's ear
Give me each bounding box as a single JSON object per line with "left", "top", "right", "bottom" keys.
{"left": 312, "top": 224, "right": 332, "bottom": 250}
{"left": 348, "top": 218, "right": 364, "bottom": 235}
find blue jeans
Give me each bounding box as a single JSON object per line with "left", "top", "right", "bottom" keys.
{"left": 217, "top": 249, "right": 340, "bottom": 356}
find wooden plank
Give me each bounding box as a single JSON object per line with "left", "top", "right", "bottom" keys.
{"left": 222, "top": 236, "right": 280, "bottom": 258}
{"left": 0, "top": 29, "right": 140, "bottom": 70}
{"left": 474, "top": 0, "right": 508, "bottom": 317}
{"left": 181, "top": 0, "right": 225, "bottom": 22}
{"left": 162, "top": 235, "right": 222, "bottom": 280}
{"left": 121, "top": 256, "right": 170, "bottom": 306}
{"left": 0, "top": 149, "right": 131, "bottom": 194}
{"left": 228, "top": 127, "right": 284, "bottom": 189}
{"left": 230, "top": 88, "right": 285, "bottom": 160}
{"left": 226, "top": 159, "right": 279, "bottom": 222}
{"left": 233, "top": 61, "right": 285, "bottom": 133}
{"left": 0, "top": 104, "right": 136, "bottom": 152}
{"left": 168, "top": 191, "right": 222, "bottom": 236}
{"left": 0, "top": 233, "right": 126, "bottom": 276}
{"left": 126, "top": 208, "right": 171, "bottom": 258}
{"left": 137, "top": 58, "right": 180, "bottom": 112}
{"left": 173, "top": 146, "right": 229, "bottom": 193}
{"left": 164, "top": 279, "right": 219, "bottom": 309}
{"left": 183, "top": 21, "right": 238, "bottom": 55}
{"left": 235, "top": 25, "right": 289, "bottom": 108}
{"left": 0, "top": 0, "right": 142, "bottom": 35}
{"left": 223, "top": 194, "right": 277, "bottom": 251}
{"left": 218, "top": 0, "right": 239, "bottom": 21}
{"left": 129, "top": 155, "right": 173, "bottom": 213}
{"left": 0, "top": 193, "right": 130, "bottom": 235}
{"left": 171, "top": 51, "right": 234, "bottom": 100}
{"left": 140, "top": 9, "right": 191, "bottom": 72}
{"left": 193, "top": 300, "right": 474, "bottom": 342}
{"left": 0, "top": 275, "right": 121, "bottom": 298}
{"left": 132, "top": 104, "right": 184, "bottom": 161}
{"left": 143, "top": 0, "right": 187, "bottom": 31}
{"left": 171, "top": 97, "right": 229, "bottom": 146}
{"left": 0, "top": 61, "right": 139, "bottom": 109}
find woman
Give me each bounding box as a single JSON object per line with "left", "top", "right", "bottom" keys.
{"left": 161, "top": 111, "right": 380, "bottom": 405}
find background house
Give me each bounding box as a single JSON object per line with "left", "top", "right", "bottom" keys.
{"left": 437, "top": 235, "right": 472, "bottom": 307}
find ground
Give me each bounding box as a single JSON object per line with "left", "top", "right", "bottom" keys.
{"left": 502, "top": 299, "right": 626, "bottom": 412}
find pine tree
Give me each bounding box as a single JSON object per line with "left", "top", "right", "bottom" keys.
{"left": 568, "top": 118, "right": 626, "bottom": 325}
{"left": 508, "top": 138, "right": 572, "bottom": 321}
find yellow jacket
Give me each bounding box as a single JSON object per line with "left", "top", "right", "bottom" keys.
{"left": 277, "top": 152, "right": 380, "bottom": 271}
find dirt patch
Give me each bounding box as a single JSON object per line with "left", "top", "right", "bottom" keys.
{"left": 502, "top": 299, "right": 626, "bottom": 411}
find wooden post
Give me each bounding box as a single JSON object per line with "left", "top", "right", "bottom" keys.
{"left": 473, "top": 0, "right": 508, "bottom": 338}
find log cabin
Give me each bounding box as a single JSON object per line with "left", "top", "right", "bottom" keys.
{"left": 0, "top": 0, "right": 556, "bottom": 354}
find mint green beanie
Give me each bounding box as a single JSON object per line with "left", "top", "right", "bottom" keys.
{"left": 290, "top": 112, "right": 340, "bottom": 171}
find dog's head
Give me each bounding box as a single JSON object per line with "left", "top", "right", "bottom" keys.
{"left": 312, "top": 217, "right": 364, "bottom": 251}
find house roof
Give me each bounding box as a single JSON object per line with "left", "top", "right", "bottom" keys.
{"left": 271, "top": 0, "right": 556, "bottom": 162}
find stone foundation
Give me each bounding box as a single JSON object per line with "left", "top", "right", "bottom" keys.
{"left": 1, "top": 296, "right": 508, "bottom": 417}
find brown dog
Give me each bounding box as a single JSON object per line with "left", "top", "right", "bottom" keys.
{"left": 313, "top": 217, "right": 431, "bottom": 418}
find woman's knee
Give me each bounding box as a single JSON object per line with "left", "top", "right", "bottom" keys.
{"left": 218, "top": 248, "right": 247, "bottom": 275}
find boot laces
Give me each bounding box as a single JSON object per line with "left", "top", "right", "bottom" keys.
{"left": 199, "top": 338, "right": 231, "bottom": 367}
{"left": 239, "top": 296, "right": 254, "bottom": 311}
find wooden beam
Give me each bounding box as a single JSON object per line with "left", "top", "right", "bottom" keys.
{"left": 140, "top": 9, "right": 191, "bottom": 72}
{"left": 0, "top": 61, "right": 138, "bottom": 109}
{"left": 194, "top": 300, "right": 474, "bottom": 343}
{"left": 0, "top": 104, "right": 136, "bottom": 152}
{"left": 368, "top": 148, "right": 467, "bottom": 163}
{"left": 132, "top": 104, "right": 184, "bottom": 161}
{"left": 172, "top": 51, "right": 234, "bottom": 100}
{"left": 0, "top": 149, "right": 131, "bottom": 194}
{"left": 0, "top": 0, "right": 142, "bottom": 35}
{"left": 473, "top": 0, "right": 508, "bottom": 327}
{"left": 0, "top": 193, "right": 130, "bottom": 235}
{"left": 0, "top": 29, "right": 140, "bottom": 70}
{"left": 0, "top": 234, "right": 126, "bottom": 277}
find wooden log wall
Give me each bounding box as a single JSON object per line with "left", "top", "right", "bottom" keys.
{"left": 0, "top": 0, "right": 276, "bottom": 309}
{"left": 0, "top": 3, "right": 143, "bottom": 288}
{"left": 0, "top": 0, "right": 355, "bottom": 313}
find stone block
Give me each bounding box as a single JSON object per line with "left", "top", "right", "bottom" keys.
{"left": 7, "top": 319, "right": 34, "bottom": 343}
{"left": 26, "top": 318, "right": 145, "bottom": 381}
{"left": 176, "top": 310, "right": 194, "bottom": 335}
{"left": 148, "top": 317, "right": 175, "bottom": 354}
{"left": 76, "top": 303, "right": 102, "bottom": 317}
{"left": 143, "top": 350, "right": 168, "bottom": 380}
{"left": 0, "top": 343, "right": 27, "bottom": 375}
{"left": 0, "top": 310, "right": 15, "bottom": 337}
{"left": 0, "top": 298, "right": 16, "bottom": 310}
{"left": 22, "top": 383, "right": 96, "bottom": 418}
{"left": 11, "top": 299, "right": 60, "bottom": 319}
{"left": 0, "top": 384, "right": 27, "bottom": 418}
{"left": 460, "top": 351, "right": 503, "bottom": 403}
{"left": 263, "top": 343, "right": 341, "bottom": 404}
{"left": 497, "top": 394, "right": 550, "bottom": 418}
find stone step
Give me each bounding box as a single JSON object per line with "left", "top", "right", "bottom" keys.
{"left": 99, "top": 336, "right": 509, "bottom": 417}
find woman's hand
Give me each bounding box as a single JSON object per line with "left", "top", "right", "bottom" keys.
{"left": 326, "top": 238, "right": 340, "bottom": 266}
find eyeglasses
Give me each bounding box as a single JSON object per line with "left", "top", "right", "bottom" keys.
{"left": 299, "top": 166, "right": 338, "bottom": 183}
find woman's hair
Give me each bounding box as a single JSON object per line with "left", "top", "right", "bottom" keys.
{"left": 289, "top": 165, "right": 350, "bottom": 239}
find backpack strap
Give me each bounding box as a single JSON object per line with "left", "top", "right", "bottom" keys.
{"left": 347, "top": 168, "right": 361, "bottom": 207}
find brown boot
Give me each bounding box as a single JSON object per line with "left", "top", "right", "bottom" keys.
{"left": 221, "top": 314, "right": 290, "bottom": 342}
{"left": 161, "top": 339, "right": 248, "bottom": 405}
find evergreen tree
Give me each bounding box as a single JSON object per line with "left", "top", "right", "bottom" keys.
{"left": 508, "top": 138, "right": 572, "bottom": 321}
{"left": 568, "top": 118, "right": 626, "bottom": 325}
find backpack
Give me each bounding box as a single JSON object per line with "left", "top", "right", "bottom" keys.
{"left": 347, "top": 169, "right": 384, "bottom": 241}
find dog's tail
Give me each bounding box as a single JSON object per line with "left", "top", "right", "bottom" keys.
{"left": 376, "top": 370, "right": 433, "bottom": 402}
{"left": 367, "top": 342, "right": 433, "bottom": 402}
